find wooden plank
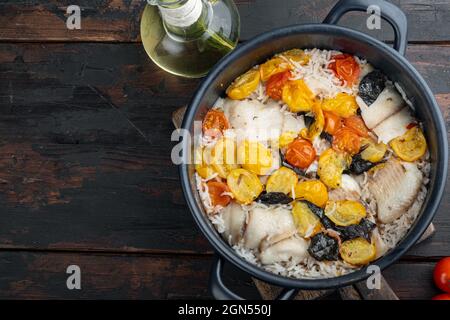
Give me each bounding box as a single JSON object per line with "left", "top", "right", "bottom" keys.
{"left": 0, "top": 251, "right": 441, "bottom": 299}
{"left": 0, "top": 1, "right": 450, "bottom": 43}
{"left": 0, "top": 43, "right": 448, "bottom": 256}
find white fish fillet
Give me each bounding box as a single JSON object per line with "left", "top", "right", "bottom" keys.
{"left": 243, "top": 207, "right": 296, "bottom": 249}
{"left": 368, "top": 160, "right": 423, "bottom": 224}
{"left": 259, "top": 235, "right": 308, "bottom": 265}
{"left": 223, "top": 99, "right": 305, "bottom": 142}
{"left": 372, "top": 107, "right": 414, "bottom": 144}
{"left": 328, "top": 174, "right": 361, "bottom": 201}
{"left": 371, "top": 228, "right": 389, "bottom": 259}
{"left": 221, "top": 202, "right": 247, "bottom": 245}
{"left": 358, "top": 85, "right": 404, "bottom": 129}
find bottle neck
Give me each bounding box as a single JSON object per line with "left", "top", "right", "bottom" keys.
{"left": 155, "top": 0, "right": 210, "bottom": 39}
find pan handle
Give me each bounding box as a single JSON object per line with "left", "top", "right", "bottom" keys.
{"left": 323, "top": 0, "right": 408, "bottom": 56}
{"left": 209, "top": 255, "right": 299, "bottom": 300}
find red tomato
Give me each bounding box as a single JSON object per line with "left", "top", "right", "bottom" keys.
{"left": 266, "top": 70, "right": 291, "bottom": 100}
{"left": 207, "top": 181, "right": 232, "bottom": 207}
{"left": 344, "top": 115, "right": 369, "bottom": 137}
{"left": 433, "top": 257, "right": 450, "bottom": 293}
{"left": 324, "top": 111, "right": 343, "bottom": 135}
{"left": 329, "top": 54, "right": 360, "bottom": 86}
{"left": 432, "top": 293, "right": 450, "bottom": 300}
{"left": 202, "top": 110, "right": 230, "bottom": 138}
{"left": 285, "top": 138, "right": 316, "bottom": 169}
{"left": 332, "top": 127, "right": 361, "bottom": 155}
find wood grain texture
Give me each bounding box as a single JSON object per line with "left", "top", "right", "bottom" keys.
{"left": 0, "top": 43, "right": 448, "bottom": 257}
{"left": 0, "top": 251, "right": 441, "bottom": 299}
{"left": 0, "top": 1, "right": 450, "bottom": 43}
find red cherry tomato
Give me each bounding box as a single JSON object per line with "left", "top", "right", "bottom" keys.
{"left": 432, "top": 293, "right": 450, "bottom": 300}
{"left": 329, "top": 54, "right": 360, "bottom": 87}
{"left": 202, "top": 110, "right": 230, "bottom": 138}
{"left": 332, "top": 127, "right": 361, "bottom": 155}
{"left": 285, "top": 138, "right": 316, "bottom": 169}
{"left": 344, "top": 115, "right": 370, "bottom": 137}
{"left": 207, "top": 181, "right": 232, "bottom": 207}
{"left": 266, "top": 70, "right": 291, "bottom": 100}
{"left": 433, "top": 257, "right": 450, "bottom": 293}
{"left": 324, "top": 111, "right": 343, "bottom": 135}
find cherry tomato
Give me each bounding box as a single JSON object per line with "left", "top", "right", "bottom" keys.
{"left": 206, "top": 181, "right": 231, "bottom": 207}
{"left": 260, "top": 57, "right": 290, "bottom": 82}
{"left": 266, "top": 70, "right": 291, "bottom": 100}
{"left": 343, "top": 115, "right": 369, "bottom": 137}
{"left": 322, "top": 93, "right": 359, "bottom": 118}
{"left": 226, "top": 68, "right": 260, "bottom": 100}
{"left": 433, "top": 257, "right": 450, "bottom": 293}
{"left": 432, "top": 293, "right": 450, "bottom": 300}
{"left": 333, "top": 127, "right": 361, "bottom": 155}
{"left": 285, "top": 138, "right": 316, "bottom": 169}
{"left": 202, "top": 110, "right": 230, "bottom": 138}
{"left": 390, "top": 126, "right": 427, "bottom": 162}
{"left": 324, "top": 111, "right": 343, "bottom": 135}
{"left": 329, "top": 54, "right": 360, "bottom": 86}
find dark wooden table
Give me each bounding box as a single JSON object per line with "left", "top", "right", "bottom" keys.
{"left": 0, "top": 0, "right": 448, "bottom": 299}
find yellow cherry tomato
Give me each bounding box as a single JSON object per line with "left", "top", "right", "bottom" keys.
{"left": 340, "top": 237, "right": 376, "bottom": 265}
{"left": 390, "top": 126, "right": 427, "bottom": 162}
{"left": 322, "top": 93, "right": 359, "bottom": 118}
{"left": 210, "top": 138, "right": 239, "bottom": 178}
{"left": 317, "top": 148, "right": 350, "bottom": 189}
{"left": 266, "top": 167, "right": 298, "bottom": 194}
{"left": 279, "top": 131, "right": 298, "bottom": 148}
{"left": 325, "top": 200, "right": 367, "bottom": 227}
{"left": 279, "top": 49, "right": 310, "bottom": 65}
{"left": 226, "top": 68, "right": 260, "bottom": 100}
{"left": 360, "top": 139, "right": 387, "bottom": 163}
{"left": 282, "top": 79, "right": 315, "bottom": 113}
{"left": 226, "top": 168, "right": 263, "bottom": 204}
{"left": 293, "top": 180, "right": 328, "bottom": 208}
{"left": 237, "top": 140, "right": 273, "bottom": 175}
{"left": 292, "top": 201, "right": 323, "bottom": 238}
{"left": 302, "top": 100, "right": 324, "bottom": 141}
{"left": 194, "top": 147, "right": 216, "bottom": 179}
{"left": 259, "top": 57, "right": 291, "bottom": 82}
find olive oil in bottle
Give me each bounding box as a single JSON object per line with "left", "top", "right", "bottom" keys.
{"left": 140, "top": 0, "right": 240, "bottom": 78}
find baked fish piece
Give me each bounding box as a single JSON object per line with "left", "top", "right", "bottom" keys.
{"left": 358, "top": 85, "right": 404, "bottom": 129}
{"left": 259, "top": 233, "right": 308, "bottom": 265}
{"left": 372, "top": 107, "right": 414, "bottom": 144}
{"left": 223, "top": 98, "right": 305, "bottom": 142}
{"left": 328, "top": 174, "right": 362, "bottom": 201}
{"left": 221, "top": 202, "right": 247, "bottom": 245}
{"left": 367, "top": 160, "right": 423, "bottom": 224}
{"left": 243, "top": 206, "right": 296, "bottom": 249}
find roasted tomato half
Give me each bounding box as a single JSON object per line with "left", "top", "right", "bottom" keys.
{"left": 202, "top": 109, "right": 230, "bottom": 138}
{"left": 285, "top": 138, "right": 316, "bottom": 169}
{"left": 329, "top": 53, "right": 360, "bottom": 86}
{"left": 266, "top": 70, "right": 291, "bottom": 100}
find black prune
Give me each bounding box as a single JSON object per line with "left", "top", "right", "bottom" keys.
{"left": 335, "top": 219, "right": 376, "bottom": 242}
{"left": 256, "top": 192, "right": 292, "bottom": 205}
{"left": 308, "top": 233, "right": 339, "bottom": 261}
{"left": 320, "top": 131, "right": 333, "bottom": 144}
{"left": 305, "top": 201, "right": 325, "bottom": 219}
{"left": 346, "top": 154, "right": 376, "bottom": 175}
{"left": 359, "top": 70, "right": 387, "bottom": 105}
